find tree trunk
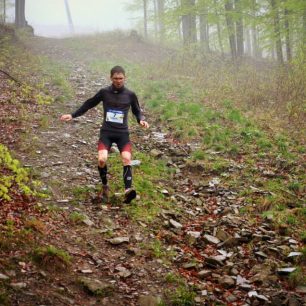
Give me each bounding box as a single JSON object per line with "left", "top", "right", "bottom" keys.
{"left": 270, "top": 0, "right": 283, "bottom": 64}
{"left": 235, "top": 0, "right": 244, "bottom": 57}
{"left": 64, "top": 0, "right": 74, "bottom": 34}
{"left": 15, "top": 0, "right": 26, "bottom": 28}
{"left": 1, "top": 0, "right": 6, "bottom": 23}
{"left": 213, "top": 0, "right": 224, "bottom": 56}
{"left": 174, "top": 0, "right": 182, "bottom": 42}
{"left": 245, "top": 27, "right": 251, "bottom": 55}
{"left": 199, "top": 12, "right": 209, "bottom": 52}
{"left": 284, "top": 5, "right": 291, "bottom": 61}
{"left": 143, "top": 0, "right": 148, "bottom": 39}
{"left": 302, "top": 7, "right": 306, "bottom": 54}
{"left": 251, "top": 0, "right": 259, "bottom": 58}
{"left": 157, "top": 0, "right": 165, "bottom": 42}
{"left": 224, "top": 0, "right": 237, "bottom": 60}
{"left": 153, "top": 0, "right": 158, "bottom": 40}
{"left": 181, "top": 0, "right": 197, "bottom": 45}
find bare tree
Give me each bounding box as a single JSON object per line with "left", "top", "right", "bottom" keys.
{"left": 251, "top": 0, "right": 259, "bottom": 58}
{"left": 157, "top": 0, "right": 165, "bottom": 42}
{"left": 199, "top": 0, "right": 210, "bottom": 52}
{"left": 235, "top": 0, "right": 244, "bottom": 57}
{"left": 181, "top": 0, "right": 197, "bottom": 45}
{"left": 225, "top": 0, "right": 237, "bottom": 59}
{"left": 1, "top": 0, "right": 6, "bottom": 23}
{"left": 304, "top": 7, "right": 306, "bottom": 54}
{"left": 15, "top": 0, "right": 26, "bottom": 28}
{"left": 64, "top": 0, "right": 74, "bottom": 34}
{"left": 270, "top": 0, "right": 283, "bottom": 64}
{"left": 283, "top": 4, "right": 291, "bottom": 61}
{"left": 213, "top": 0, "right": 224, "bottom": 56}
{"left": 143, "top": 0, "right": 148, "bottom": 39}
{"left": 153, "top": 0, "right": 158, "bottom": 40}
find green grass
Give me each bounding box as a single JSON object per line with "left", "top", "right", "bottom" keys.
{"left": 32, "top": 245, "right": 71, "bottom": 270}
{"left": 103, "top": 151, "right": 173, "bottom": 222}
{"left": 165, "top": 273, "right": 185, "bottom": 285}
{"left": 35, "top": 55, "right": 74, "bottom": 100}
{"left": 162, "top": 285, "right": 197, "bottom": 306}
{"left": 288, "top": 267, "right": 306, "bottom": 288}
{"left": 69, "top": 211, "right": 86, "bottom": 224}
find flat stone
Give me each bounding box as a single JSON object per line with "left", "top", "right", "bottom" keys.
{"left": 287, "top": 252, "right": 302, "bottom": 258}
{"left": 10, "top": 282, "right": 27, "bottom": 289}
{"left": 236, "top": 275, "right": 252, "bottom": 290}
{"left": 277, "top": 267, "right": 296, "bottom": 274}
{"left": 108, "top": 237, "right": 130, "bottom": 245}
{"left": 219, "top": 275, "right": 235, "bottom": 288}
{"left": 79, "top": 277, "right": 114, "bottom": 297}
{"left": 183, "top": 262, "right": 197, "bottom": 269}
{"left": 139, "top": 295, "right": 162, "bottom": 306}
{"left": 169, "top": 219, "right": 183, "bottom": 229}
{"left": 161, "top": 189, "right": 170, "bottom": 196}
{"left": 203, "top": 234, "right": 220, "bottom": 244}
{"left": 205, "top": 256, "right": 225, "bottom": 267}
{"left": 198, "top": 270, "right": 212, "bottom": 279}
{"left": 248, "top": 291, "right": 269, "bottom": 301}
{"left": 0, "top": 273, "right": 9, "bottom": 280}
{"left": 115, "top": 266, "right": 132, "bottom": 278}
{"left": 289, "top": 239, "right": 298, "bottom": 244}
{"left": 255, "top": 251, "right": 268, "bottom": 258}
{"left": 82, "top": 217, "right": 94, "bottom": 227}
{"left": 221, "top": 237, "right": 240, "bottom": 247}
{"left": 81, "top": 269, "right": 93, "bottom": 274}
{"left": 186, "top": 231, "right": 201, "bottom": 239}
{"left": 150, "top": 149, "right": 163, "bottom": 158}
{"left": 216, "top": 229, "right": 231, "bottom": 242}
{"left": 225, "top": 294, "right": 237, "bottom": 303}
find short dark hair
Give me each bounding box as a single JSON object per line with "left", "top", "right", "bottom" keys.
{"left": 110, "top": 66, "right": 125, "bottom": 76}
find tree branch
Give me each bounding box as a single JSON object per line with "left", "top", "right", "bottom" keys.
{"left": 0, "top": 69, "right": 22, "bottom": 86}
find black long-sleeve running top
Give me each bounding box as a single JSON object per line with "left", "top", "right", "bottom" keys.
{"left": 71, "top": 85, "right": 144, "bottom": 133}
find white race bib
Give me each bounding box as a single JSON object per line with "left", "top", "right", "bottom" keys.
{"left": 106, "top": 110, "right": 124, "bottom": 124}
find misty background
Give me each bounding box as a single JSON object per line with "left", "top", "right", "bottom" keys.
{"left": 21, "top": 0, "right": 139, "bottom": 37}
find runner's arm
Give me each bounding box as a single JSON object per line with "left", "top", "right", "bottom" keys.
{"left": 71, "top": 90, "right": 103, "bottom": 118}
{"left": 130, "top": 93, "right": 145, "bottom": 123}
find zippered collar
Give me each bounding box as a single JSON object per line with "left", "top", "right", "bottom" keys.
{"left": 110, "top": 84, "right": 125, "bottom": 94}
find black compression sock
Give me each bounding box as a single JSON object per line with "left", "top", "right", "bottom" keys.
{"left": 123, "top": 165, "right": 132, "bottom": 189}
{"left": 98, "top": 165, "right": 108, "bottom": 185}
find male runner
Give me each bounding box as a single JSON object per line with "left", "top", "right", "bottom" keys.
{"left": 60, "top": 66, "right": 149, "bottom": 203}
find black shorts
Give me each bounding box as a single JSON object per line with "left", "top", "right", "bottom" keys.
{"left": 98, "top": 131, "right": 131, "bottom": 153}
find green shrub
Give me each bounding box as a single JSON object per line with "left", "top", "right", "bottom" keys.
{"left": 0, "top": 144, "right": 36, "bottom": 201}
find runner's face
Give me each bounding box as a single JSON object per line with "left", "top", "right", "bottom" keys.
{"left": 111, "top": 72, "right": 125, "bottom": 89}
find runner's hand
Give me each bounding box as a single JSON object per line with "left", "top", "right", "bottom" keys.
{"left": 140, "top": 120, "right": 149, "bottom": 129}
{"left": 60, "top": 114, "right": 72, "bottom": 122}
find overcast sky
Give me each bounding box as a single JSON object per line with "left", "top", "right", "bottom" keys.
{"left": 25, "top": 0, "right": 140, "bottom": 37}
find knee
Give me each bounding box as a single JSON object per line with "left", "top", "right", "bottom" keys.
{"left": 121, "top": 153, "right": 131, "bottom": 166}
{"left": 98, "top": 157, "right": 107, "bottom": 168}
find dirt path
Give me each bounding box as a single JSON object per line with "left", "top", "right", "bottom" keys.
{"left": 8, "top": 36, "right": 305, "bottom": 306}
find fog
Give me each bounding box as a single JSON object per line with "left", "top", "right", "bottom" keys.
{"left": 25, "top": 0, "right": 140, "bottom": 37}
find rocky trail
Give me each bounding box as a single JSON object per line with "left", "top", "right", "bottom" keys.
{"left": 2, "top": 37, "right": 305, "bottom": 306}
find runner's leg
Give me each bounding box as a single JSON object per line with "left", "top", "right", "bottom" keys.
{"left": 121, "top": 151, "right": 132, "bottom": 190}
{"left": 117, "top": 136, "right": 136, "bottom": 203}
{"left": 98, "top": 149, "right": 108, "bottom": 185}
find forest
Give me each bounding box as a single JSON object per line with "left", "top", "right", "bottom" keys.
{"left": 0, "top": 0, "right": 305, "bottom": 305}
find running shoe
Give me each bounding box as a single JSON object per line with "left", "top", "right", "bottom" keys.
{"left": 124, "top": 189, "right": 137, "bottom": 204}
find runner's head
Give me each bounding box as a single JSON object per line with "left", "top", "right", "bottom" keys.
{"left": 110, "top": 66, "right": 126, "bottom": 89}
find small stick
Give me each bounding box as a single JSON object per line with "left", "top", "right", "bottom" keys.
{"left": 0, "top": 69, "right": 22, "bottom": 86}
